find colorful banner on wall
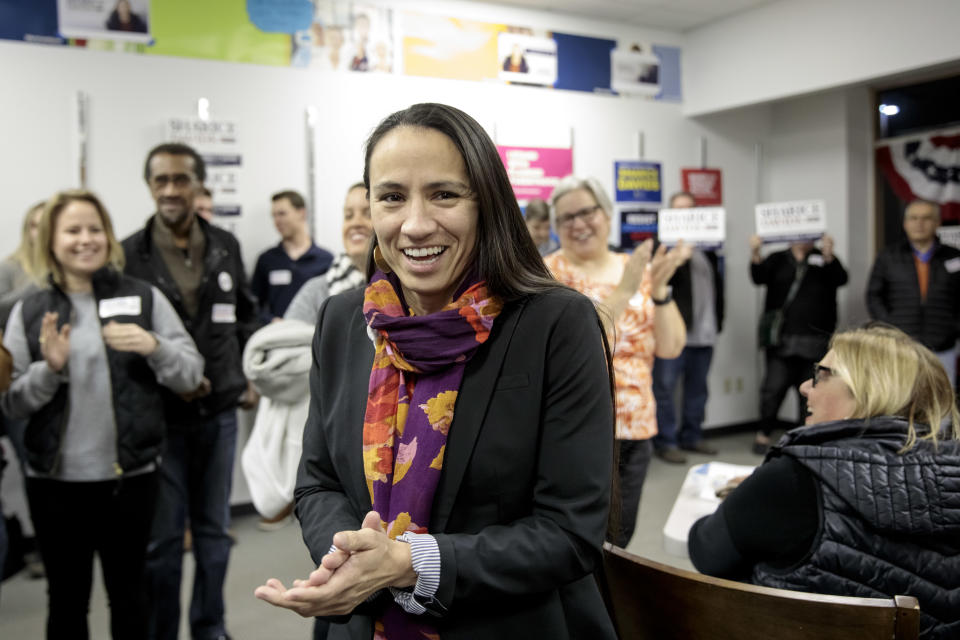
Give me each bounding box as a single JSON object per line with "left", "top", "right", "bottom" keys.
{"left": 615, "top": 161, "right": 662, "bottom": 203}
{"left": 57, "top": 0, "right": 152, "bottom": 43}
{"left": 401, "top": 12, "right": 505, "bottom": 82}
{"left": 754, "top": 199, "right": 826, "bottom": 244}
{"left": 2, "top": 1, "right": 681, "bottom": 100}
{"left": 681, "top": 168, "right": 723, "bottom": 206}
{"left": 498, "top": 31, "right": 557, "bottom": 86}
{"left": 497, "top": 145, "right": 573, "bottom": 204}
{"left": 658, "top": 206, "right": 725, "bottom": 248}
{"left": 297, "top": 1, "right": 393, "bottom": 72}
{"left": 877, "top": 132, "right": 960, "bottom": 224}
{"left": 619, "top": 208, "right": 658, "bottom": 251}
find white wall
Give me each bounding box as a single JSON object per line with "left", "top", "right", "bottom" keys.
{"left": 0, "top": 0, "right": 895, "bottom": 436}
{"left": 684, "top": 0, "right": 960, "bottom": 116}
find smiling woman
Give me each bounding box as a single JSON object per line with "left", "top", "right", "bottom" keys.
{"left": 688, "top": 324, "right": 960, "bottom": 638}
{"left": 255, "top": 103, "right": 619, "bottom": 639}
{"left": 544, "top": 175, "right": 689, "bottom": 549}
{"left": 0, "top": 189, "right": 203, "bottom": 638}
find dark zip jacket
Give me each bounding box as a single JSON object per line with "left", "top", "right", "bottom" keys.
{"left": 122, "top": 215, "right": 258, "bottom": 423}
{"left": 866, "top": 239, "right": 960, "bottom": 352}
{"left": 19, "top": 269, "right": 164, "bottom": 473}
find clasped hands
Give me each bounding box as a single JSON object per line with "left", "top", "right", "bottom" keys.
{"left": 40, "top": 311, "right": 158, "bottom": 373}
{"left": 255, "top": 511, "right": 418, "bottom": 618}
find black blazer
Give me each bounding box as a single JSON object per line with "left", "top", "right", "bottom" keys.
{"left": 295, "top": 286, "right": 617, "bottom": 640}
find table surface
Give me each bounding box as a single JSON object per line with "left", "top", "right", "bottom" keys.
{"left": 662, "top": 461, "right": 756, "bottom": 557}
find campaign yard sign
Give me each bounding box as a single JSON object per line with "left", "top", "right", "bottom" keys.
{"left": 755, "top": 199, "right": 826, "bottom": 243}
{"left": 619, "top": 208, "right": 658, "bottom": 251}
{"left": 657, "top": 207, "right": 725, "bottom": 249}
{"left": 615, "top": 161, "right": 661, "bottom": 203}
{"left": 681, "top": 168, "right": 722, "bottom": 206}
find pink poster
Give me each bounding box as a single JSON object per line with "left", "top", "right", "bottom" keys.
{"left": 496, "top": 145, "right": 573, "bottom": 203}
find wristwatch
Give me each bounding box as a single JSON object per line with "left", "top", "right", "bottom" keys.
{"left": 652, "top": 286, "right": 673, "bottom": 306}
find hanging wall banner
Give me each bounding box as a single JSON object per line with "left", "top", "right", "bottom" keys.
{"left": 619, "top": 208, "right": 658, "bottom": 251}
{"left": 166, "top": 117, "right": 243, "bottom": 222}
{"left": 304, "top": 1, "right": 393, "bottom": 72}
{"left": 497, "top": 145, "right": 572, "bottom": 204}
{"left": 57, "top": 0, "right": 152, "bottom": 43}
{"left": 754, "top": 199, "right": 826, "bottom": 244}
{"left": 498, "top": 31, "right": 557, "bottom": 86}
{"left": 681, "top": 168, "right": 723, "bottom": 206}
{"left": 658, "top": 207, "right": 725, "bottom": 248}
{"left": 615, "top": 161, "right": 661, "bottom": 203}
{"left": 610, "top": 43, "right": 660, "bottom": 97}
{"left": 401, "top": 12, "right": 504, "bottom": 81}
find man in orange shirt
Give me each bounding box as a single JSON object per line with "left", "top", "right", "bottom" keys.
{"left": 867, "top": 199, "right": 960, "bottom": 386}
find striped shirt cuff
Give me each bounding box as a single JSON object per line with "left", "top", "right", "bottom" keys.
{"left": 390, "top": 532, "right": 441, "bottom": 615}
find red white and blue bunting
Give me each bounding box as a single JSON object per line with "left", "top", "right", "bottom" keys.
{"left": 877, "top": 132, "right": 960, "bottom": 223}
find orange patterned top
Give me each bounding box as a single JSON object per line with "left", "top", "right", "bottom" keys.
{"left": 544, "top": 251, "right": 657, "bottom": 441}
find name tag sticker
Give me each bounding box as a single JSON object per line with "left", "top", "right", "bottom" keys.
{"left": 99, "top": 296, "right": 142, "bottom": 318}
{"left": 269, "top": 269, "right": 293, "bottom": 285}
{"left": 212, "top": 303, "right": 237, "bottom": 323}
{"left": 807, "top": 254, "right": 825, "bottom": 267}
{"left": 945, "top": 258, "right": 960, "bottom": 273}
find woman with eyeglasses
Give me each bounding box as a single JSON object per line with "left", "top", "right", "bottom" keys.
{"left": 688, "top": 324, "right": 960, "bottom": 639}
{"left": 544, "top": 176, "right": 688, "bottom": 548}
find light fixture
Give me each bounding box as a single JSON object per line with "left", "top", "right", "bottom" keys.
{"left": 879, "top": 103, "right": 900, "bottom": 116}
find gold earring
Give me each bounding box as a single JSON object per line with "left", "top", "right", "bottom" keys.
{"left": 373, "top": 245, "right": 392, "bottom": 273}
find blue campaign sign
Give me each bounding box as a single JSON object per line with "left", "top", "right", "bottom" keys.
{"left": 619, "top": 207, "right": 658, "bottom": 251}
{"left": 246, "top": 0, "right": 314, "bottom": 33}
{"left": 615, "top": 161, "right": 662, "bottom": 203}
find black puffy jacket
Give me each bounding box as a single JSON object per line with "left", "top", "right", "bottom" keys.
{"left": 753, "top": 417, "right": 960, "bottom": 639}
{"left": 867, "top": 239, "right": 960, "bottom": 352}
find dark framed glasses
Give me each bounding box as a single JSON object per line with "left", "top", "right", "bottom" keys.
{"left": 812, "top": 363, "right": 834, "bottom": 387}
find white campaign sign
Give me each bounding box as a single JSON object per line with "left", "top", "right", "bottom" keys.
{"left": 755, "top": 199, "right": 826, "bottom": 243}
{"left": 657, "top": 207, "right": 725, "bottom": 247}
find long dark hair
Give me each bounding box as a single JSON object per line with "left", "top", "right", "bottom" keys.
{"left": 362, "top": 103, "right": 557, "bottom": 302}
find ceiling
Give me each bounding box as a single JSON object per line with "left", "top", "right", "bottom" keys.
{"left": 481, "top": 0, "right": 777, "bottom": 32}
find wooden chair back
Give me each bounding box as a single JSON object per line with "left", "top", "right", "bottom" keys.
{"left": 601, "top": 544, "right": 920, "bottom": 640}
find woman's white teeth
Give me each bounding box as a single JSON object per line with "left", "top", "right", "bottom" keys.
{"left": 404, "top": 246, "right": 444, "bottom": 258}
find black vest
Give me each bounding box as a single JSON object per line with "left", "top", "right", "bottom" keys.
{"left": 752, "top": 418, "right": 960, "bottom": 639}
{"left": 20, "top": 269, "right": 165, "bottom": 474}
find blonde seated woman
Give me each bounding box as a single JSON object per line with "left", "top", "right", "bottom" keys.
{"left": 689, "top": 324, "right": 960, "bottom": 639}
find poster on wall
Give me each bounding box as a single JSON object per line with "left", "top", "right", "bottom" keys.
{"left": 497, "top": 31, "right": 557, "bottom": 86}
{"left": 57, "top": 0, "right": 152, "bottom": 43}
{"left": 615, "top": 161, "right": 661, "bottom": 203}
{"left": 681, "top": 168, "right": 723, "bottom": 206}
{"left": 166, "top": 117, "right": 243, "bottom": 230}
{"left": 610, "top": 43, "right": 660, "bottom": 97}
{"left": 401, "top": 12, "right": 504, "bottom": 81}
{"left": 496, "top": 145, "right": 573, "bottom": 204}
{"left": 619, "top": 208, "right": 658, "bottom": 251}
{"left": 658, "top": 206, "right": 725, "bottom": 249}
{"left": 304, "top": 1, "right": 392, "bottom": 72}
{"left": 754, "top": 199, "right": 826, "bottom": 244}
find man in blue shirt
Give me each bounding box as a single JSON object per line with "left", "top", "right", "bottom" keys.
{"left": 251, "top": 190, "right": 333, "bottom": 323}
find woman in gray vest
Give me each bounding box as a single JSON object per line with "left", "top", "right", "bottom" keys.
{"left": 689, "top": 324, "right": 959, "bottom": 639}
{"left": 1, "top": 190, "right": 203, "bottom": 640}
